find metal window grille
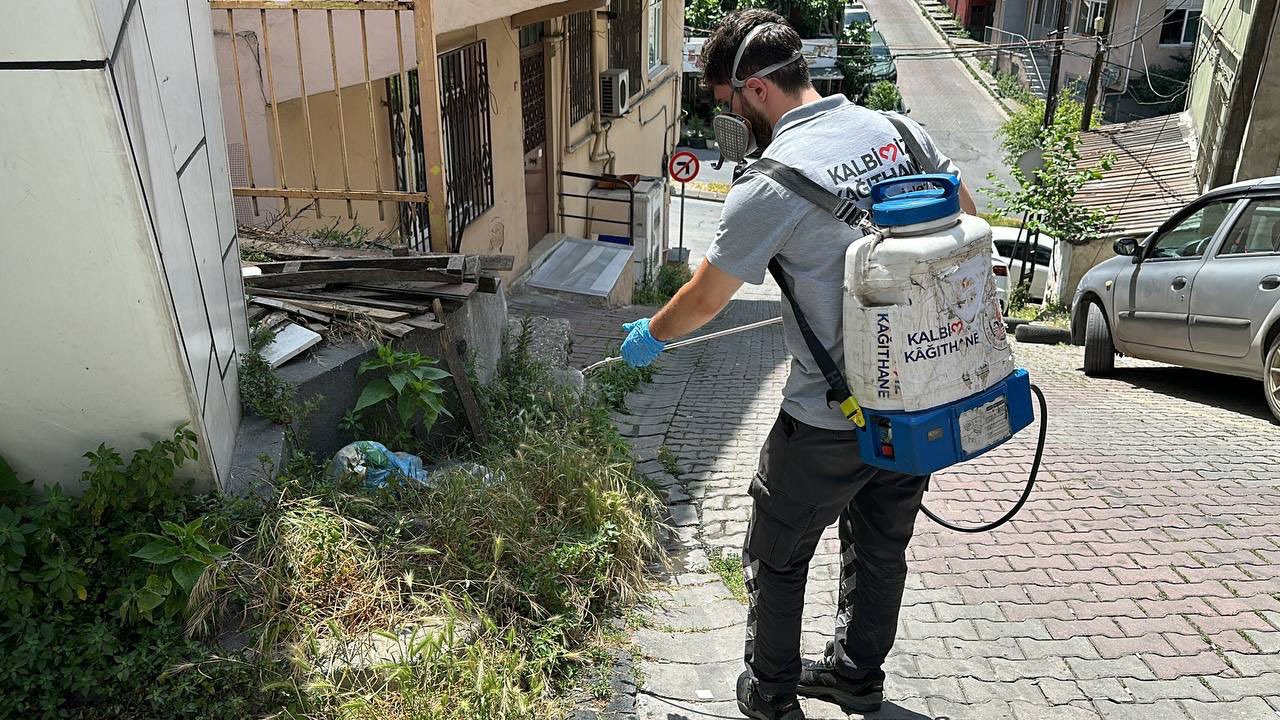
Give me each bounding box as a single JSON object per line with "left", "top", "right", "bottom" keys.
{"left": 387, "top": 41, "right": 495, "bottom": 253}
{"left": 569, "top": 11, "right": 595, "bottom": 123}
{"left": 521, "top": 46, "right": 548, "bottom": 154}
{"left": 609, "top": 0, "right": 644, "bottom": 97}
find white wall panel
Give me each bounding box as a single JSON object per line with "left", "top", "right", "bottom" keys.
{"left": 179, "top": 148, "right": 237, "bottom": 374}
{"left": 2, "top": 2, "right": 106, "bottom": 62}
{"left": 113, "top": 14, "right": 213, "bottom": 411}
{"left": 95, "top": 0, "right": 128, "bottom": 54}
{"left": 140, "top": 0, "right": 206, "bottom": 165}
{"left": 188, "top": 0, "right": 239, "bottom": 256}
{"left": 0, "top": 69, "right": 203, "bottom": 487}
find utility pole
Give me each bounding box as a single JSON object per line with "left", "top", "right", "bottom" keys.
{"left": 1080, "top": 0, "right": 1120, "bottom": 130}
{"left": 1041, "top": 0, "right": 1071, "bottom": 129}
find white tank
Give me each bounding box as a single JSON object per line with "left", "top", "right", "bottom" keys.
{"left": 843, "top": 175, "right": 1014, "bottom": 413}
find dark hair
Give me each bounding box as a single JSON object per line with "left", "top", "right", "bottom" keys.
{"left": 700, "top": 9, "right": 810, "bottom": 94}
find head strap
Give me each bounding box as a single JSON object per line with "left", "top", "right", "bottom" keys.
{"left": 730, "top": 22, "right": 803, "bottom": 88}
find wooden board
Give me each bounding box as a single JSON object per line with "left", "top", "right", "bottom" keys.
{"left": 256, "top": 297, "right": 409, "bottom": 323}
{"left": 244, "top": 268, "right": 461, "bottom": 289}
{"left": 433, "top": 299, "right": 487, "bottom": 445}
{"left": 403, "top": 313, "right": 445, "bottom": 332}
{"left": 250, "top": 296, "right": 336, "bottom": 324}
{"left": 349, "top": 282, "right": 478, "bottom": 301}
{"left": 375, "top": 321, "right": 415, "bottom": 338}
{"left": 248, "top": 287, "right": 432, "bottom": 313}
{"left": 240, "top": 240, "right": 514, "bottom": 270}
{"left": 260, "top": 322, "right": 322, "bottom": 368}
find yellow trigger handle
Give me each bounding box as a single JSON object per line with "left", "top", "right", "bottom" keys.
{"left": 841, "top": 397, "right": 866, "bottom": 429}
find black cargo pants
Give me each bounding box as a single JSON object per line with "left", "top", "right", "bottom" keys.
{"left": 742, "top": 410, "right": 929, "bottom": 697}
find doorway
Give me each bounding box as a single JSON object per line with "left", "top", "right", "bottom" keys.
{"left": 520, "top": 23, "right": 550, "bottom": 250}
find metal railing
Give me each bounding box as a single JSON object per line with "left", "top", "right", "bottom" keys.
{"left": 210, "top": 0, "right": 449, "bottom": 251}
{"left": 984, "top": 26, "right": 1046, "bottom": 93}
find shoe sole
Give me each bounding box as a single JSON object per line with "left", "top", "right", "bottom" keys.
{"left": 796, "top": 685, "right": 883, "bottom": 715}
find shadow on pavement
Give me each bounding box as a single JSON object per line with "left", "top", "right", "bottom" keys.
{"left": 1104, "top": 364, "right": 1273, "bottom": 422}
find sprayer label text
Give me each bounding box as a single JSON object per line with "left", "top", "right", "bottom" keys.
{"left": 902, "top": 332, "right": 981, "bottom": 363}
{"left": 876, "top": 312, "right": 895, "bottom": 398}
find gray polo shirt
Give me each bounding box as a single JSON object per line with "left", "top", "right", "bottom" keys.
{"left": 705, "top": 95, "right": 960, "bottom": 430}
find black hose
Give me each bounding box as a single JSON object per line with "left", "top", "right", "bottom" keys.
{"left": 920, "top": 383, "right": 1048, "bottom": 533}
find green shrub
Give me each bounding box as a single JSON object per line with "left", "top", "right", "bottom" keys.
{"left": 0, "top": 429, "right": 279, "bottom": 719}
{"left": 863, "top": 81, "right": 903, "bottom": 111}
{"left": 339, "top": 344, "right": 453, "bottom": 449}
{"left": 239, "top": 324, "right": 297, "bottom": 424}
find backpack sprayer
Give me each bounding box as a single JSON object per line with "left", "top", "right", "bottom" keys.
{"left": 586, "top": 173, "right": 1048, "bottom": 534}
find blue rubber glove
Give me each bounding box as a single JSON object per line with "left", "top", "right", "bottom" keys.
{"left": 621, "top": 318, "right": 666, "bottom": 367}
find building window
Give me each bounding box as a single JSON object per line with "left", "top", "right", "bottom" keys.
{"left": 1073, "top": 0, "right": 1107, "bottom": 35}
{"left": 609, "top": 0, "right": 643, "bottom": 96}
{"left": 647, "top": 0, "right": 664, "bottom": 75}
{"left": 569, "top": 11, "right": 595, "bottom": 123}
{"left": 387, "top": 41, "right": 495, "bottom": 252}
{"left": 1160, "top": 7, "right": 1201, "bottom": 45}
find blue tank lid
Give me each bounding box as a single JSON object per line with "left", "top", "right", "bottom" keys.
{"left": 870, "top": 174, "right": 961, "bottom": 227}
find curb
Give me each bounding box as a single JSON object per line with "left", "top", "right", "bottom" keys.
{"left": 1014, "top": 323, "right": 1072, "bottom": 344}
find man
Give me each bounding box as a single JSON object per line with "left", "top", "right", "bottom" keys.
{"left": 619, "top": 10, "right": 978, "bottom": 720}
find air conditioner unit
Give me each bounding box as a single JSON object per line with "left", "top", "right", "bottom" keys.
{"left": 600, "top": 69, "right": 631, "bottom": 117}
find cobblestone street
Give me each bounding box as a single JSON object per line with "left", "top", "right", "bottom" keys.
{"left": 517, "top": 264, "right": 1280, "bottom": 718}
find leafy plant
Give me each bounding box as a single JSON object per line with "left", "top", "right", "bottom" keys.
{"left": 709, "top": 552, "right": 747, "bottom": 603}
{"left": 1125, "top": 53, "right": 1191, "bottom": 116}
{"left": 997, "top": 87, "right": 1098, "bottom": 164}
{"left": 344, "top": 344, "right": 453, "bottom": 447}
{"left": 126, "top": 517, "right": 230, "bottom": 620}
{"left": 80, "top": 424, "right": 198, "bottom": 522}
{"left": 838, "top": 21, "right": 876, "bottom": 101}
{"left": 239, "top": 324, "right": 298, "bottom": 425}
{"left": 1007, "top": 280, "right": 1032, "bottom": 312}
{"left": 863, "top": 80, "right": 903, "bottom": 111}
{"left": 994, "top": 70, "right": 1034, "bottom": 103}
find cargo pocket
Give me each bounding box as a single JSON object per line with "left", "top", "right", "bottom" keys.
{"left": 746, "top": 472, "right": 818, "bottom": 570}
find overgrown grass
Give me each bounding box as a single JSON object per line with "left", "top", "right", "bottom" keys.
{"left": 189, "top": 321, "right": 662, "bottom": 718}
{"left": 239, "top": 324, "right": 298, "bottom": 424}
{"left": 708, "top": 552, "right": 747, "bottom": 604}
{"left": 1010, "top": 303, "right": 1071, "bottom": 329}
{"left": 979, "top": 212, "right": 1024, "bottom": 228}
{"left": 633, "top": 262, "right": 694, "bottom": 307}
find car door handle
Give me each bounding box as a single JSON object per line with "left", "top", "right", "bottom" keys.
{"left": 1171, "top": 276, "right": 1188, "bottom": 291}
{"left": 1262, "top": 275, "right": 1280, "bottom": 291}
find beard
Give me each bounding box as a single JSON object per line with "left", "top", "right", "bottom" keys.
{"left": 742, "top": 103, "right": 773, "bottom": 153}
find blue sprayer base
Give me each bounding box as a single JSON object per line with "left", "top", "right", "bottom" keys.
{"left": 856, "top": 369, "right": 1034, "bottom": 476}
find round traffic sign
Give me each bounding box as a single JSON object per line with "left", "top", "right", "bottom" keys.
{"left": 669, "top": 150, "right": 701, "bottom": 184}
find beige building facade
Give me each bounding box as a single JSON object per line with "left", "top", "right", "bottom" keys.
{"left": 212, "top": 0, "right": 683, "bottom": 280}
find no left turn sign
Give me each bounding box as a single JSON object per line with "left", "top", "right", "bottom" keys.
{"left": 669, "top": 151, "right": 700, "bottom": 184}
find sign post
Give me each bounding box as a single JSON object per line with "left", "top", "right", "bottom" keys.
{"left": 668, "top": 150, "right": 701, "bottom": 263}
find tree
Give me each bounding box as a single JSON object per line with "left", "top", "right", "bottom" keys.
{"left": 686, "top": 0, "right": 843, "bottom": 37}
{"left": 838, "top": 21, "right": 876, "bottom": 100}
{"left": 984, "top": 130, "right": 1116, "bottom": 248}
{"left": 997, "top": 87, "right": 1100, "bottom": 165}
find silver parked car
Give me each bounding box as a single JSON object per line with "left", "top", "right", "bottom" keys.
{"left": 1071, "top": 177, "right": 1280, "bottom": 422}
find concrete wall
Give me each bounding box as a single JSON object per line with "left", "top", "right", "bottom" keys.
{"left": 0, "top": 0, "right": 247, "bottom": 490}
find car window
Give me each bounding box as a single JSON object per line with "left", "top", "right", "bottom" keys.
{"left": 1033, "top": 246, "right": 1052, "bottom": 266}
{"left": 1149, "top": 199, "right": 1237, "bottom": 260}
{"left": 994, "top": 240, "right": 1016, "bottom": 257}
{"left": 1218, "top": 199, "right": 1280, "bottom": 255}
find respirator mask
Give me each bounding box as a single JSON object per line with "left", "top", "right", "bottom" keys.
{"left": 713, "top": 23, "right": 803, "bottom": 167}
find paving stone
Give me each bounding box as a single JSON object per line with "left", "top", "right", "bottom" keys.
{"left": 1092, "top": 700, "right": 1191, "bottom": 719}
{"left": 1180, "top": 696, "right": 1279, "bottom": 719}
{"left": 633, "top": 628, "right": 741, "bottom": 665}
{"left": 643, "top": 599, "right": 746, "bottom": 632}
{"left": 637, "top": 660, "right": 740, "bottom": 702}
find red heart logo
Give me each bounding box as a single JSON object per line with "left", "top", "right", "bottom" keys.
{"left": 878, "top": 143, "right": 899, "bottom": 162}
{"left": 951, "top": 320, "right": 965, "bottom": 334}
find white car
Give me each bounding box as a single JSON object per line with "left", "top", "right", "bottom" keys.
{"left": 992, "top": 227, "right": 1055, "bottom": 302}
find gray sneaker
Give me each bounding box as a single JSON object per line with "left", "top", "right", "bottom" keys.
{"left": 736, "top": 671, "right": 805, "bottom": 720}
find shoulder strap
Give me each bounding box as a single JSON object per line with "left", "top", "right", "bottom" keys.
{"left": 767, "top": 258, "right": 865, "bottom": 428}
{"left": 746, "top": 158, "right": 871, "bottom": 228}
{"left": 879, "top": 112, "right": 936, "bottom": 173}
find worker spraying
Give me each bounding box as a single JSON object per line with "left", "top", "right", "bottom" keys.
{"left": 616, "top": 10, "right": 1030, "bottom": 720}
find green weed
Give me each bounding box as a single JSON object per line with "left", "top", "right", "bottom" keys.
{"left": 709, "top": 552, "right": 747, "bottom": 604}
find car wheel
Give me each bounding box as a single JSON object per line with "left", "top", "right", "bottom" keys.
{"left": 1083, "top": 302, "right": 1115, "bottom": 377}
{"left": 1265, "top": 333, "right": 1280, "bottom": 424}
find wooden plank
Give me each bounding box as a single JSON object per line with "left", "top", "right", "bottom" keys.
{"left": 240, "top": 241, "right": 514, "bottom": 270}
{"left": 250, "top": 296, "right": 336, "bottom": 323}
{"left": 433, "top": 299, "right": 487, "bottom": 445}
{"left": 244, "top": 268, "right": 460, "bottom": 289}
{"left": 248, "top": 287, "right": 431, "bottom": 313}
{"left": 251, "top": 256, "right": 509, "bottom": 274}
{"left": 403, "top": 313, "right": 444, "bottom": 332}
{"left": 376, "top": 321, "right": 415, "bottom": 338}
{"left": 349, "top": 281, "right": 478, "bottom": 300}
{"left": 232, "top": 187, "right": 427, "bottom": 203}
{"left": 261, "top": 311, "right": 290, "bottom": 330}
{"left": 255, "top": 297, "right": 409, "bottom": 322}
{"left": 260, "top": 323, "right": 322, "bottom": 368}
